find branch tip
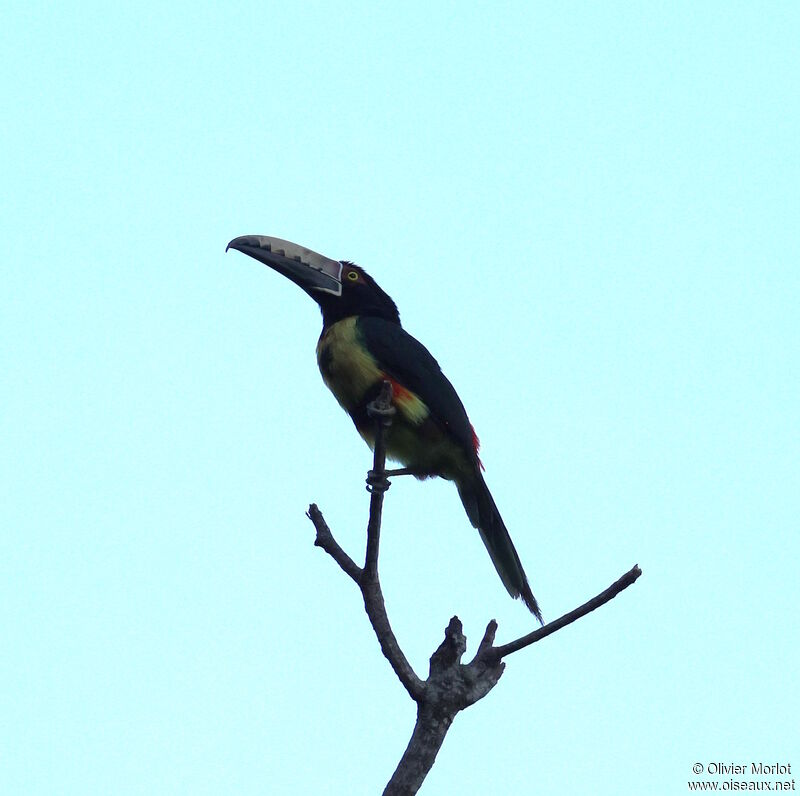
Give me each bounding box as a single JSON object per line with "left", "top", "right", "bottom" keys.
{"left": 475, "top": 619, "right": 498, "bottom": 658}
{"left": 491, "top": 563, "right": 643, "bottom": 660}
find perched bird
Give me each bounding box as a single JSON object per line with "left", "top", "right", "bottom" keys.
{"left": 227, "top": 235, "right": 542, "bottom": 621}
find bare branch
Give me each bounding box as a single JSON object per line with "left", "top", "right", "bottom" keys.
{"left": 309, "top": 501, "right": 424, "bottom": 701}
{"left": 490, "top": 564, "right": 643, "bottom": 660}
{"left": 361, "top": 578, "right": 425, "bottom": 702}
{"left": 364, "top": 380, "right": 395, "bottom": 578}
{"left": 307, "top": 503, "right": 362, "bottom": 583}
{"left": 429, "top": 616, "right": 467, "bottom": 672}
{"left": 303, "top": 379, "right": 643, "bottom": 795}
{"left": 308, "top": 382, "right": 425, "bottom": 703}
{"left": 384, "top": 703, "right": 452, "bottom": 796}
{"left": 474, "top": 619, "right": 498, "bottom": 660}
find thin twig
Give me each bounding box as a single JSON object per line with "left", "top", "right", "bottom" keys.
{"left": 307, "top": 503, "right": 362, "bottom": 583}
{"left": 490, "top": 564, "right": 642, "bottom": 660}
{"left": 364, "top": 381, "right": 394, "bottom": 579}
{"left": 361, "top": 383, "right": 423, "bottom": 701}
{"left": 309, "top": 382, "right": 424, "bottom": 703}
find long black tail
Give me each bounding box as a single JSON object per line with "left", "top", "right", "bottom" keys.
{"left": 457, "top": 471, "right": 543, "bottom": 623}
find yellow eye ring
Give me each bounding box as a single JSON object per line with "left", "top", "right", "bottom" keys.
{"left": 347, "top": 271, "right": 359, "bottom": 281}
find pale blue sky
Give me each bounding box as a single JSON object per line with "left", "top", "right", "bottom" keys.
{"left": 2, "top": 3, "right": 798, "bottom": 794}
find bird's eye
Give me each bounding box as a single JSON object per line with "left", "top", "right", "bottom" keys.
{"left": 347, "top": 271, "right": 359, "bottom": 281}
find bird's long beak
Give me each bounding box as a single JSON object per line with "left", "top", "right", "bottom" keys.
{"left": 227, "top": 235, "right": 343, "bottom": 296}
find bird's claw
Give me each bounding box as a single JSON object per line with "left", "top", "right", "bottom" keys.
{"left": 366, "top": 401, "right": 396, "bottom": 421}
{"left": 366, "top": 470, "right": 391, "bottom": 494}
{"left": 366, "top": 381, "right": 396, "bottom": 422}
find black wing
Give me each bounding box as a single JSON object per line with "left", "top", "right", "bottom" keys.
{"left": 357, "top": 316, "right": 477, "bottom": 457}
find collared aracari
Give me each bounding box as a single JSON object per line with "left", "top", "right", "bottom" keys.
{"left": 227, "top": 235, "right": 542, "bottom": 621}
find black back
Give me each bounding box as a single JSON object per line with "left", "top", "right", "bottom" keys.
{"left": 357, "top": 315, "right": 478, "bottom": 460}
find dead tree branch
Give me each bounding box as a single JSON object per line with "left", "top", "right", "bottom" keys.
{"left": 305, "top": 381, "right": 642, "bottom": 795}
{"left": 308, "top": 382, "right": 424, "bottom": 703}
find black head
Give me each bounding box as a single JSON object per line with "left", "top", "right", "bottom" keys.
{"left": 324, "top": 261, "right": 399, "bottom": 327}
{"left": 227, "top": 236, "right": 400, "bottom": 329}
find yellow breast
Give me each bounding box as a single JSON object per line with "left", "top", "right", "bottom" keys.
{"left": 316, "top": 317, "right": 382, "bottom": 412}
{"left": 316, "top": 317, "right": 430, "bottom": 427}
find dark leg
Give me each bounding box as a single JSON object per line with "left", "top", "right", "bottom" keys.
{"left": 366, "top": 466, "right": 438, "bottom": 491}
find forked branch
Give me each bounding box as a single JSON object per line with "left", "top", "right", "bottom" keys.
{"left": 305, "top": 381, "right": 642, "bottom": 795}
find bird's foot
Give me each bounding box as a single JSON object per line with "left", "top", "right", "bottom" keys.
{"left": 383, "top": 467, "right": 417, "bottom": 477}
{"left": 385, "top": 467, "right": 438, "bottom": 479}
{"left": 366, "top": 466, "right": 437, "bottom": 491}
{"left": 366, "top": 383, "right": 396, "bottom": 422}
{"left": 366, "top": 470, "right": 391, "bottom": 494}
